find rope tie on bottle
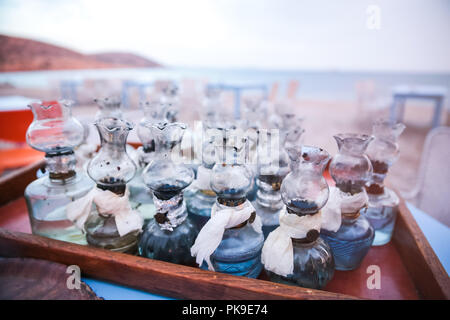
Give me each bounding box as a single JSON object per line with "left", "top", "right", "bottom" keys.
{"left": 321, "top": 186, "right": 369, "bottom": 232}
{"left": 261, "top": 207, "right": 322, "bottom": 277}
{"left": 190, "top": 199, "right": 262, "bottom": 271}
{"left": 66, "top": 186, "right": 143, "bottom": 236}
{"left": 153, "top": 193, "right": 187, "bottom": 231}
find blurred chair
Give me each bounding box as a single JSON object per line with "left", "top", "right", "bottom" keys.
{"left": 179, "top": 78, "right": 208, "bottom": 122}
{"left": 390, "top": 85, "right": 447, "bottom": 129}
{"left": 286, "top": 80, "right": 300, "bottom": 101}
{"left": 60, "top": 80, "right": 81, "bottom": 105}
{"left": 402, "top": 126, "right": 450, "bottom": 227}
{"left": 79, "top": 79, "right": 111, "bottom": 105}
{"left": 268, "top": 82, "right": 279, "bottom": 102}
{"left": 206, "top": 83, "right": 268, "bottom": 119}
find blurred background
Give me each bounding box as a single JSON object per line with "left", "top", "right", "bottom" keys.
{"left": 0, "top": 0, "right": 449, "bottom": 221}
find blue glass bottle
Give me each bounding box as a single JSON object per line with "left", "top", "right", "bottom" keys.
{"left": 362, "top": 192, "right": 399, "bottom": 246}
{"left": 207, "top": 217, "right": 264, "bottom": 278}
{"left": 267, "top": 237, "right": 335, "bottom": 289}
{"left": 200, "top": 129, "right": 264, "bottom": 278}
{"left": 253, "top": 122, "right": 303, "bottom": 238}
{"left": 321, "top": 133, "right": 375, "bottom": 271}
{"left": 129, "top": 100, "right": 165, "bottom": 225}
{"left": 253, "top": 173, "right": 284, "bottom": 238}
{"left": 361, "top": 120, "right": 405, "bottom": 246}
{"left": 139, "top": 122, "right": 198, "bottom": 266}
{"left": 240, "top": 95, "right": 265, "bottom": 202}
{"left": 139, "top": 194, "right": 198, "bottom": 266}
{"left": 185, "top": 127, "right": 217, "bottom": 229}
{"left": 264, "top": 146, "right": 334, "bottom": 289}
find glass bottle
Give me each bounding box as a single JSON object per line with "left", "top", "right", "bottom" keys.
{"left": 361, "top": 120, "right": 405, "bottom": 245}
{"left": 321, "top": 133, "right": 375, "bottom": 270}
{"left": 25, "top": 100, "right": 94, "bottom": 244}
{"left": 265, "top": 146, "right": 335, "bottom": 289}
{"left": 268, "top": 104, "right": 304, "bottom": 150}
{"left": 94, "top": 96, "right": 140, "bottom": 163}
{"left": 241, "top": 96, "right": 265, "bottom": 202}
{"left": 139, "top": 122, "right": 198, "bottom": 266}
{"left": 74, "top": 121, "right": 97, "bottom": 172}
{"left": 94, "top": 96, "right": 123, "bottom": 121}
{"left": 203, "top": 129, "right": 264, "bottom": 278}
{"left": 252, "top": 129, "right": 290, "bottom": 238}
{"left": 128, "top": 100, "right": 164, "bottom": 225}
{"left": 185, "top": 128, "right": 217, "bottom": 229}
{"left": 281, "top": 114, "right": 304, "bottom": 149}
{"left": 202, "top": 86, "right": 222, "bottom": 129}
{"left": 160, "top": 82, "right": 179, "bottom": 123}
{"left": 84, "top": 117, "right": 141, "bottom": 253}
{"left": 254, "top": 115, "right": 304, "bottom": 238}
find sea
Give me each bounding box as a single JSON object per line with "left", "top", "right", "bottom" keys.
{"left": 0, "top": 66, "right": 449, "bottom": 102}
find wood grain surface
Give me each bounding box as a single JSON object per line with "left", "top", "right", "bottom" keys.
{"left": 393, "top": 198, "right": 450, "bottom": 299}
{"left": 0, "top": 160, "right": 44, "bottom": 206}
{"left": 0, "top": 257, "right": 101, "bottom": 300}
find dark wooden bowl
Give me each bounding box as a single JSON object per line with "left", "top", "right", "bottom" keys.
{"left": 0, "top": 257, "right": 101, "bottom": 300}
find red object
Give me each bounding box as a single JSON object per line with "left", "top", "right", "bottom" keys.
{"left": 0, "top": 148, "right": 43, "bottom": 174}
{"left": 0, "top": 109, "right": 33, "bottom": 143}
{"left": 0, "top": 102, "right": 62, "bottom": 173}
{"left": 30, "top": 100, "right": 63, "bottom": 120}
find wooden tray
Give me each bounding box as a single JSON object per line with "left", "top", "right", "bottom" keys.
{"left": 0, "top": 160, "right": 448, "bottom": 300}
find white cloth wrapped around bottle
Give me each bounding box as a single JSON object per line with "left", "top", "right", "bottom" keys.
{"left": 192, "top": 166, "right": 212, "bottom": 190}
{"left": 261, "top": 207, "right": 322, "bottom": 277}
{"left": 340, "top": 189, "right": 369, "bottom": 214}
{"left": 66, "top": 186, "right": 143, "bottom": 237}
{"left": 321, "top": 186, "right": 342, "bottom": 232}
{"left": 190, "top": 199, "right": 262, "bottom": 271}
{"left": 321, "top": 186, "right": 369, "bottom": 232}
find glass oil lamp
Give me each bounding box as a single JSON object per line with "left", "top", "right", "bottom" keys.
{"left": 84, "top": 117, "right": 142, "bottom": 253}
{"left": 185, "top": 128, "right": 217, "bottom": 230}
{"left": 241, "top": 96, "right": 265, "bottom": 202}
{"left": 202, "top": 86, "right": 222, "bottom": 129}
{"left": 361, "top": 119, "right": 405, "bottom": 245}
{"left": 321, "top": 133, "right": 375, "bottom": 270}
{"left": 94, "top": 96, "right": 139, "bottom": 163}
{"left": 139, "top": 122, "right": 198, "bottom": 266}
{"left": 253, "top": 116, "right": 304, "bottom": 238}
{"left": 200, "top": 129, "right": 265, "bottom": 278}
{"left": 252, "top": 130, "right": 290, "bottom": 238}
{"left": 263, "top": 146, "right": 335, "bottom": 289}
{"left": 160, "top": 82, "right": 179, "bottom": 123}
{"left": 128, "top": 100, "right": 165, "bottom": 225}
{"left": 25, "top": 100, "right": 94, "bottom": 244}
{"left": 94, "top": 96, "right": 123, "bottom": 121}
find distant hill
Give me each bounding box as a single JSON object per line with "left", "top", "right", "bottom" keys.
{"left": 89, "top": 52, "right": 161, "bottom": 68}
{"left": 0, "top": 34, "right": 162, "bottom": 72}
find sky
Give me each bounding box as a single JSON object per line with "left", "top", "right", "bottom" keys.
{"left": 0, "top": 0, "right": 449, "bottom": 73}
